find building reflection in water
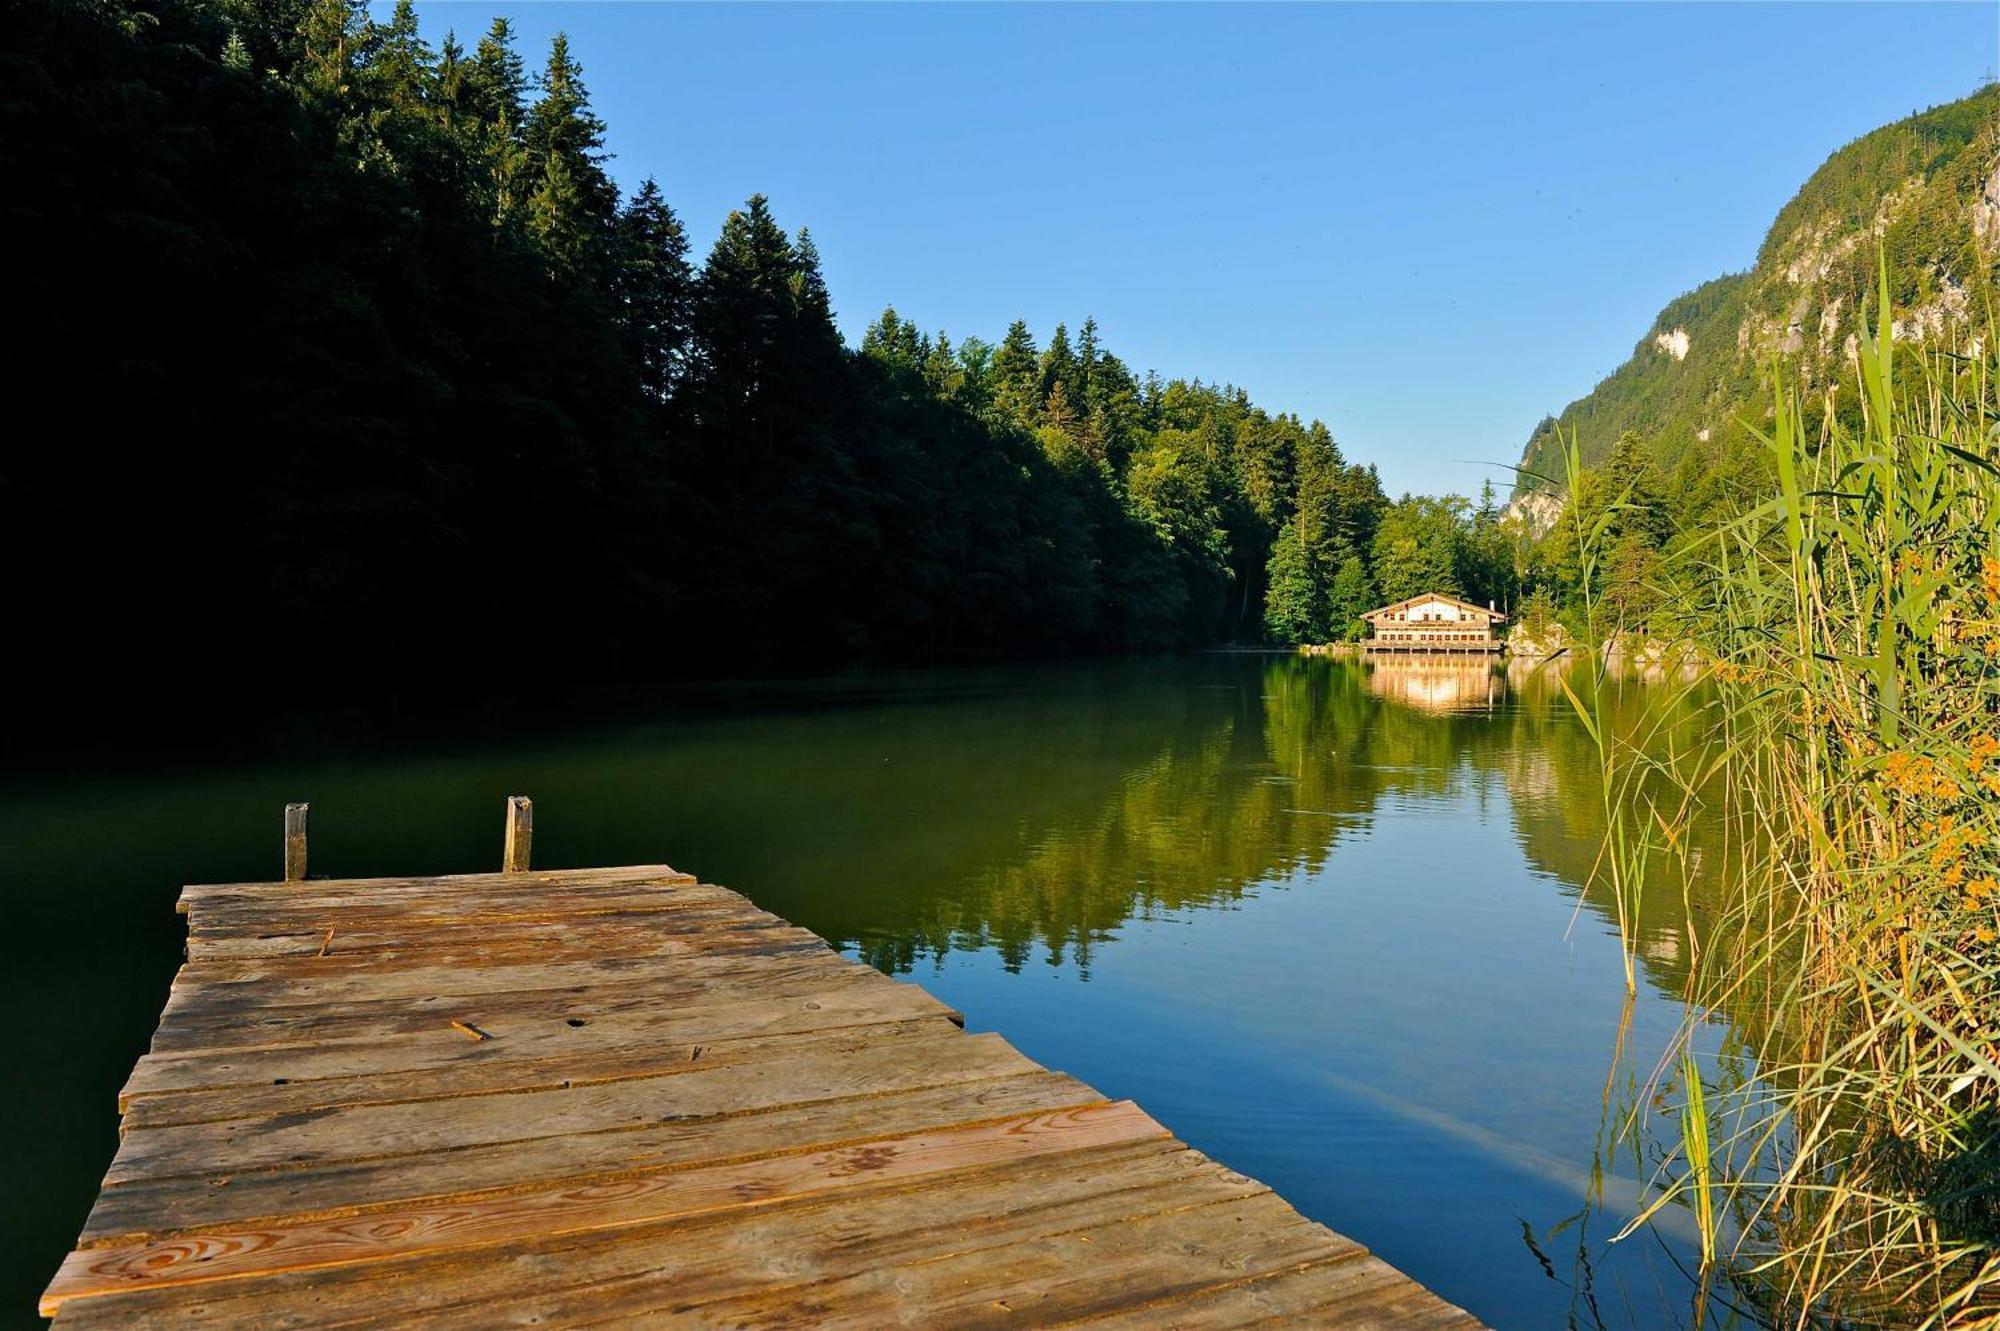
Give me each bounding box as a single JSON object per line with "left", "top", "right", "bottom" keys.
{"left": 1363, "top": 655, "right": 1504, "bottom": 715}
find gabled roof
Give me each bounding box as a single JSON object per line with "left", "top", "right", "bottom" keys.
{"left": 1362, "top": 591, "right": 1507, "bottom": 622}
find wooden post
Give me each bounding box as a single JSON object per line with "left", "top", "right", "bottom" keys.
{"left": 284, "top": 803, "right": 309, "bottom": 882}
{"left": 503, "top": 796, "right": 533, "bottom": 873}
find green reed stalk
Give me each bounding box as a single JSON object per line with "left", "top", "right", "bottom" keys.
{"left": 1623, "top": 252, "right": 2000, "bottom": 1329}
{"left": 1682, "top": 1048, "right": 1719, "bottom": 1269}
{"left": 1551, "top": 426, "right": 1656, "bottom": 997}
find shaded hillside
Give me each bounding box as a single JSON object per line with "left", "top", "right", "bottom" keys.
{"left": 1515, "top": 85, "right": 2000, "bottom": 508}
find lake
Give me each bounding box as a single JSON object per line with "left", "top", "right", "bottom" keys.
{"left": 0, "top": 653, "right": 1744, "bottom": 1328}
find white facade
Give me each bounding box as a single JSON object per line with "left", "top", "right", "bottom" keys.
{"left": 1362, "top": 593, "right": 1506, "bottom": 651}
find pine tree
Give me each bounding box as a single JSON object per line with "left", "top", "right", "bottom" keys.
{"left": 1042, "top": 380, "right": 1079, "bottom": 441}
{"left": 922, "top": 331, "right": 963, "bottom": 399}
{"left": 528, "top": 154, "right": 591, "bottom": 272}
{"left": 862, "top": 307, "right": 931, "bottom": 373}
{"left": 694, "top": 195, "right": 808, "bottom": 411}
{"left": 367, "top": 0, "right": 432, "bottom": 112}
{"left": 524, "top": 33, "right": 617, "bottom": 276}
{"left": 1077, "top": 316, "right": 1101, "bottom": 407}
{"left": 1039, "top": 322, "right": 1076, "bottom": 409}
{"left": 1325, "top": 555, "right": 1377, "bottom": 641}
{"left": 790, "top": 229, "right": 831, "bottom": 326}
{"left": 297, "top": 0, "right": 368, "bottom": 101}
{"left": 989, "top": 320, "right": 1039, "bottom": 425}
{"left": 1263, "top": 516, "right": 1321, "bottom": 643}
{"left": 1455, "top": 478, "right": 1516, "bottom": 611}
{"left": 435, "top": 31, "right": 466, "bottom": 116}
{"left": 466, "top": 19, "right": 528, "bottom": 226}
{"left": 466, "top": 18, "right": 526, "bottom": 126}
{"left": 612, "top": 179, "right": 694, "bottom": 404}
{"left": 861, "top": 307, "right": 907, "bottom": 364}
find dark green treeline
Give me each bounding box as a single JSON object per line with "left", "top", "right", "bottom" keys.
{"left": 4, "top": 0, "right": 1527, "bottom": 683}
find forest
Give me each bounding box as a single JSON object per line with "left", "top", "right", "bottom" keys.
{"left": 3, "top": 0, "right": 1541, "bottom": 684}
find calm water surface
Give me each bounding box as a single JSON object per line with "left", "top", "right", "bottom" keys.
{"left": 1, "top": 654, "right": 1748, "bottom": 1328}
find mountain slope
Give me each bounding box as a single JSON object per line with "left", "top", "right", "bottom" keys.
{"left": 1514, "top": 85, "right": 2000, "bottom": 505}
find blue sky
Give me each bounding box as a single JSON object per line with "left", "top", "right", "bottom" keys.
{"left": 409, "top": 2, "right": 1996, "bottom": 498}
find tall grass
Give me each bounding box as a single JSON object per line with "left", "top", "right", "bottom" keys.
{"left": 1627, "top": 266, "right": 2000, "bottom": 1328}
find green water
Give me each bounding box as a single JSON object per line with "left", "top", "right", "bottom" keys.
{"left": 0, "top": 654, "right": 1745, "bottom": 1328}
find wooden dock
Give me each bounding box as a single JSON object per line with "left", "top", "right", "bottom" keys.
{"left": 41, "top": 801, "right": 1481, "bottom": 1328}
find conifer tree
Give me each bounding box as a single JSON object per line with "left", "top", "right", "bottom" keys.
{"left": 524, "top": 33, "right": 616, "bottom": 276}
{"left": 612, "top": 178, "right": 694, "bottom": 404}
{"left": 466, "top": 18, "right": 526, "bottom": 126}
{"left": 860, "top": 308, "right": 900, "bottom": 361}
{"left": 297, "top": 0, "right": 368, "bottom": 101}
{"left": 1039, "top": 322, "right": 1076, "bottom": 409}
{"left": 466, "top": 19, "right": 529, "bottom": 226}
{"left": 694, "top": 195, "right": 809, "bottom": 411}
{"left": 862, "top": 308, "right": 927, "bottom": 371}
{"left": 1042, "top": 380, "right": 1079, "bottom": 441}
{"left": 989, "top": 320, "right": 1040, "bottom": 424}
{"left": 1077, "top": 316, "right": 1101, "bottom": 406}
{"left": 1324, "top": 555, "right": 1378, "bottom": 641}
{"left": 1262, "top": 516, "right": 1321, "bottom": 643}
{"left": 792, "top": 228, "right": 833, "bottom": 327}
{"left": 923, "top": 331, "right": 963, "bottom": 399}
{"left": 435, "top": 31, "right": 466, "bottom": 116}
{"left": 367, "top": 0, "right": 432, "bottom": 112}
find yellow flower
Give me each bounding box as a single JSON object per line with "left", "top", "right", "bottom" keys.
{"left": 1886, "top": 752, "right": 1960, "bottom": 800}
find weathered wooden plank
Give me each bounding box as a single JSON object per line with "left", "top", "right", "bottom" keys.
{"left": 185, "top": 883, "right": 735, "bottom": 937}
{"left": 178, "top": 922, "right": 831, "bottom": 970}
{"left": 1052, "top": 1254, "right": 1478, "bottom": 1329}
{"left": 180, "top": 864, "right": 693, "bottom": 905}
{"left": 44, "top": 1101, "right": 1171, "bottom": 1316}
{"left": 150, "top": 958, "right": 884, "bottom": 1052}
{"left": 121, "top": 977, "right": 956, "bottom": 1099}
{"left": 83, "top": 1071, "right": 1105, "bottom": 1245}
{"left": 326, "top": 1150, "right": 1281, "bottom": 1331}
{"left": 628, "top": 1191, "right": 1359, "bottom": 1329}
{"left": 48, "top": 1139, "right": 1203, "bottom": 1330}
{"left": 183, "top": 905, "right": 797, "bottom": 962}
{"left": 184, "top": 870, "right": 711, "bottom": 919}
{"left": 120, "top": 1017, "right": 966, "bottom": 1130}
{"left": 104, "top": 1031, "right": 1043, "bottom": 1184}
{"left": 164, "top": 945, "right": 852, "bottom": 1011}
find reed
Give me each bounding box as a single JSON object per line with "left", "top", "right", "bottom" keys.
{"left": 1550, "top": 427, "right": 1673, "bottom": 1000}
{"left": 1624, "top": 261, "right": 2000, "bottom": 1328}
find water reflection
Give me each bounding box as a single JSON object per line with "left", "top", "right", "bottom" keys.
{"left": 0, "top": 653, "right": 1751, "bottom": 1329}
{"left": 1365, "top": 656, "right": 1503, "bottom": 714}
{"left": 831, "top": 654, "right": 1748, "bottom": 1327}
